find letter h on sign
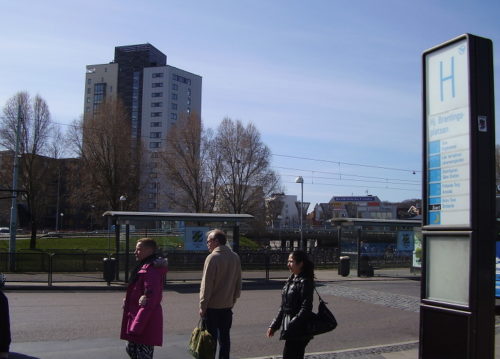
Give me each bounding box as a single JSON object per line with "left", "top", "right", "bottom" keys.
{"left": 440, "top": 57, "right": 456, "bottom": 102}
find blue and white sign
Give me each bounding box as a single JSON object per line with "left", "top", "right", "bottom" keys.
{"left": 184, "top": 227, "right": 209, "bottom": 251}
{"left": 426, "top": 39, "right": 470, "bottom": 226}
{"left": 496, "top": 241, "right": 500, "bottom": 298}
{"left": 397, "top": 231, "right": 414, "bottom": 252}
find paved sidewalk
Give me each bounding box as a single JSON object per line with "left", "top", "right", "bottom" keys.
{"left": 5, "top": 268, "right": 497, "bottom": 358}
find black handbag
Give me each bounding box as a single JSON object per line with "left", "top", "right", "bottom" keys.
{"left": 310, "top": 287, "right": 338, "bottom": 335}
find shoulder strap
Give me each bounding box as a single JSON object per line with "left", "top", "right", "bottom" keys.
{"left": 314, "top": 285, "right": 325, "bottom": 302}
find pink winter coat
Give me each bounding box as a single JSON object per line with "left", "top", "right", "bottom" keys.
{"left": 120, "top": 261, "right": 167, "bottom": 346}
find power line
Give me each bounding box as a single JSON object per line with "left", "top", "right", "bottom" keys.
{"left": 272, "top": 153, "right": 420, "bottom": 174}
{"left": 274, "top": 166, "right": 421, "bottom": 184}
{"left": 281, "top": 180, "right": 421, "bottom": 193}
{"left": 279, "top": 173, "right": 420, "bottom": 187}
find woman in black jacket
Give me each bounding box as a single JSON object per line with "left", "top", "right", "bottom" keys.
{"left": 267, "top": 250, "right": 314, "bottom": 359}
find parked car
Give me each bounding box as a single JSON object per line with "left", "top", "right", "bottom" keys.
{"left": 0, "top": 228, "right": 9, "bottom": 235}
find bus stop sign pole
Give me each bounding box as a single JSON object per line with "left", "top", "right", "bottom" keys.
{"left": 421, "top": 34, "right": 495, "bottom": 358}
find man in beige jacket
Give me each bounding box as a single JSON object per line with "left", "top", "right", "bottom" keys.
{"left": 199, "top": 229, "right": 242, "bottom": 359}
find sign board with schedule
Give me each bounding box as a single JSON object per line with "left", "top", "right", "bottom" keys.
{"left": 425, "top": 39, "right": 470, "bottom": 227}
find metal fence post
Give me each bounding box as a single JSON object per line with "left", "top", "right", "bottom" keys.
{"left": 48, "top": 253, "right": 53, "bottom": 287}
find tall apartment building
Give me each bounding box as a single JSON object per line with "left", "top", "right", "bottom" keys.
{"left": 84, "top": 44, "right": 202, "bottom": 211}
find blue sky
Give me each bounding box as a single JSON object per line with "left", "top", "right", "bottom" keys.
{"left": 1, "top": 0, "right": 499, "bottom": 208}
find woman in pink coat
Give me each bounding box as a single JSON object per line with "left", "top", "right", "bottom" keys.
{"left": 121, "top": 238, "right": 167, "bottom": 359}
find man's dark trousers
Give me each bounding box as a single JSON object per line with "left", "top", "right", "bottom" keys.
{"left": 206, "top": 308, "right": 232, "bottom": 359}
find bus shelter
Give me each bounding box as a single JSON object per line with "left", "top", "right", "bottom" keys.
{"left": 102, "top": 211, "right": 254, "bottom": 282}
{"left": 330, "top": 218, "right": 422, "bottom": 276}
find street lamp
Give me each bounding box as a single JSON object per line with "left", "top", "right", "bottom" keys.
{"left": 295, "top": 176, "right": 304, "bottom": 250}
{"left": 59, "top": 213, "right": 64, "bottom": 231}
{"left": 90, "top": 205, "right": 95, "bottom": 231}
{"left": 119, "top": 195, "right": 127, "bottom": 211}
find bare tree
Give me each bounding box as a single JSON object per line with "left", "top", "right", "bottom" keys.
{"left": 67, "top": 98, "right": 140, "bottom": 211}
{"left": 160, "top": 113, "right": 221, "bottom": 212}
{"left": 265, "top": 192, "right": 285, "bottom": 226}
{"left": 214, "top": 118, "right": 280, "bottom": 216}
{"left": 0, "top": 92, "right": 55, "bottom": 248}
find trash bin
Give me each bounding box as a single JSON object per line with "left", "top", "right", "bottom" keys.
{"left": 359, "top": 255, "right": 374, "bottom": 277}
{"left": 103, "top": 257, "right": 116, "bottom": 284}
{"left": 338, "top": 256, "right": 350, "bottom": 277}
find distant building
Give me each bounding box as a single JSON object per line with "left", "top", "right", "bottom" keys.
{"left": 265, "top": 193, "right": 301, "bottom": 227}
{"left": 84, "top": 44, "right": 202, "bottom": 211}
{"left": 327, "top": 195, "right": 393, "bottom": 220}
{"left": 0, "top": 151, "right": 87, "bottom": 230}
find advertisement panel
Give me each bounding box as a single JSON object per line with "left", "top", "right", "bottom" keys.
{"left": 184, "top": 227, "right": 209, "bottom": 251}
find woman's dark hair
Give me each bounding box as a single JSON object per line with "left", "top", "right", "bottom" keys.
{"left": 290, "top": 250, "right": 315, "bottom": 280}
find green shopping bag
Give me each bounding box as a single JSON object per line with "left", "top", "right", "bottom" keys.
{"left": 188, "top": 319, "right": 215, "bottom": 359}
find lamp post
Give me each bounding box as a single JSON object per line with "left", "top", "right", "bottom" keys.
{"left": 90, "top": 205, "right": 95, "bottom": 231}
{"left": 295, "top": 176, "right": 304, "bottom": 250}
{"left": 59, "top": 213, "right": 64, "bottom": 231}
{"left": 119, "top": 195, "right": 127, "bottom": 211}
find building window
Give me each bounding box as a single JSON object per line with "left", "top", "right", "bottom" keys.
{"left": 171, "top": 93, "right": 178, "bottom": 100}
{"left": 87, "top": 79, "right": 91, "bottom": 85}
{"left": 171, "top": 103, "right": 177, "bottom": 110}
{"left": 150, "top": 132, "right": 161, "bottom": 138}
{"left": 187, "top": 88, "right": 192, "bottom": 96}
{"left": 151, "top": 152, "right": 159, "bottom": 159}
{"left": 152, "top": 72, "right": 164, "bottom": 78}
{"left": 187, "top": 107, "right": 191, "bottom": 114}
{"left": 150, "top": 142, "right": 161, "bottom": 148}
{"left": 152, "top": 82, "right": 163, "bottom": 88}
{"left": 87, "top": 88, "right": 91, "bottom": 94}
{"left": 170, "top": 113, "right": 177, "bottom": 120}
{"left": 187, "top": 98, "right": 191, "bottom": 105}
{"left": 151, "top": 112, "right": 162, "bottom": 117}
{"left": 148, "top": 202, "right": 157, "bottom": 209}
{"left": 172, "top": 83, "right": 178, "bottom": 91}
{"left": 152, "top": 92, "right": 163, "bottom": 98}
{"left": 149, "top": 173, "right": 158, "bottom": 179}
{"left": 149, "top": 182, "right": 158, "bottom": 190}
{"left": 93, "top": 83, "right": 106, "bottom": 111}
{"left": 148, "top": 193, "right": 155, "bottom": 199}
{"left": 173, "top": 74, "right": 191, "bottom": 85}
{"left": 151, "top": 102, "right": 162, "bottom": 108}
{"left": 151, "top": 122, "right": 162, "bottom": 127}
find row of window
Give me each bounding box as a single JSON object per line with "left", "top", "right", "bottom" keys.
{"left": 152, "top": 82, "right": 184, "bottom": 91}
{"left": 173, "top": 74, "right": 192, "bottom": 85}
{"left": 150, "top": 112, "right": 178, "bottom": 120}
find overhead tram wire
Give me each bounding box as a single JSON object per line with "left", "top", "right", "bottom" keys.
{"left": 278, "top": 173, "right": 421, "bottom": 187}
{"left": 281, "top": 180, "right": 421, "bottom": 193}
{"left": 273, "top": 165, "right": 421, "bottom": 184}
{"left": 272, "top": 153, "right": 421, "bottom": 174}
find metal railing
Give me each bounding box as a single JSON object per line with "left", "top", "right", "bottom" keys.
{"left": 0, "top": 248, "right": 413, "bottom": 286}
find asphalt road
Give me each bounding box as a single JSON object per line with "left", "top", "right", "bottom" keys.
{"left": 5, "top": 278, "right": 420, "bottom": 358}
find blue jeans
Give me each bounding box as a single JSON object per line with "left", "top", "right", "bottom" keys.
{"left": 206, "top": 308, "right": 233, "bottom": 359}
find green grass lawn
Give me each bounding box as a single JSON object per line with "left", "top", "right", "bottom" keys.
{"left": 0, "top": 234, "right": 258, "bottom": 252}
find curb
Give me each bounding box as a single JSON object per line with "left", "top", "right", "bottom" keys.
{"left": 243, "top": 341, "right": 419, "bottom": 359}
